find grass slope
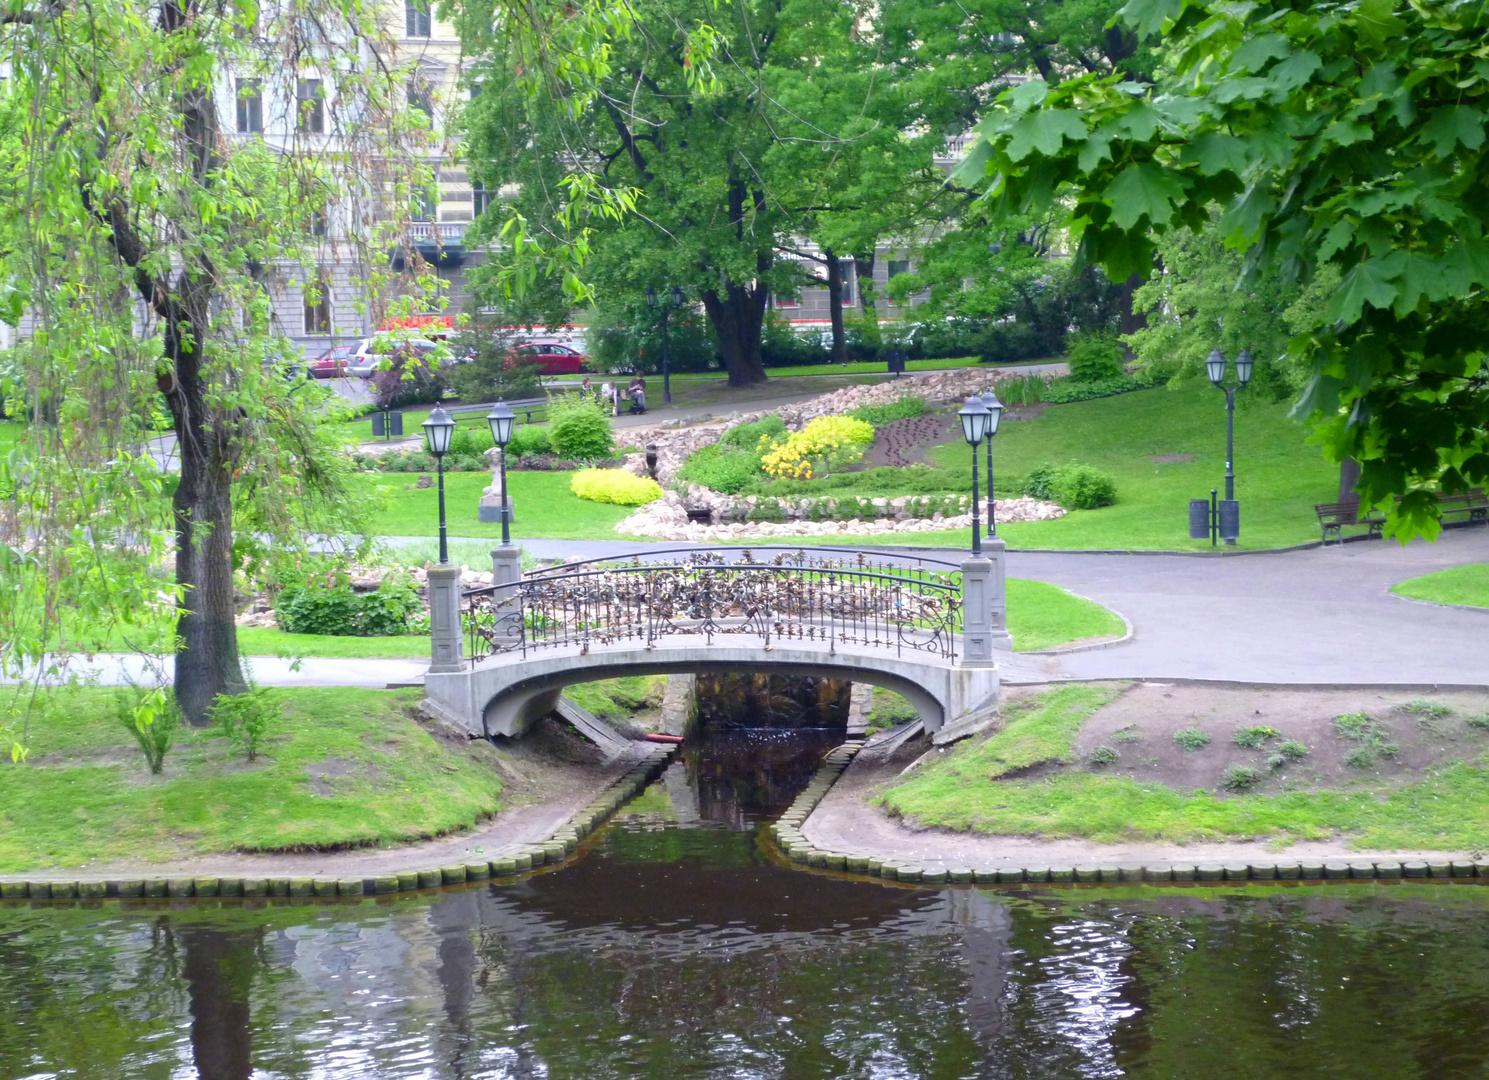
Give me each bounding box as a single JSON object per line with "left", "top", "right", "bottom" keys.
{"left": 878, "top": 685, "right": 1489, "bottom": 850}
{"left": 354, "top": 469, "right": 637, "bottom": 541}
{"left": 1392, "top": 563, "right": 1489, "bottom": 609}
{"left": 1006, "top": 579, "right": 1124, "bottom": 651}
{"left": 0, "top": 687, "right": 503, "bottom": 872}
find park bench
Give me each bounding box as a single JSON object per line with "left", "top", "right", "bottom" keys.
{"left": 1394, "top": 487, "right": 1489, "bottom": 528}
{"left": 445, "top": 395, "right": 549, "bottom": 425}
{"left": 1314, "top": 500, "right": 1385, "bottom": 544}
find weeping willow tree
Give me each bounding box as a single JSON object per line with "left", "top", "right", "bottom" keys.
{"left": 0, "top": 0, "right": 443, "bottom": 740}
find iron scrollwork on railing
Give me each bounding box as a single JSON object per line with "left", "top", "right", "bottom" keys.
{"left": 461, "top": 546, "right": 963, "bottom": 664}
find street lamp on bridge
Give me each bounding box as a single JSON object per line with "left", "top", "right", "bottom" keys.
{"left": 958, "top": 396, "right": 993, "bottom": 556}
{"left": 486, "top": 400, "right": 516, "bottom": 547}
{"left": 646, "top": 284, "right": 684, "bottom": 405}
{"left": 421, "top": 405, "right": 455, "bottom": 566}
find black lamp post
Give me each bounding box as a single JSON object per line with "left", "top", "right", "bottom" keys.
{"left": 958, "top": 396, "right": 992, "bottom": 555}
{"left": 422, "top": 405, "right": 455, "bottom": 565}
{"left": 486, "top": 400, "right": 516, "bottom": 546}
{"left": 980, "top": 388, "right": 1004, "bottom": 535}
{"left": 1206, "top": 348, "right": 1253, "bottom": 544}
{"left": 646, "top": 285, "right": 683, "bottom": 405}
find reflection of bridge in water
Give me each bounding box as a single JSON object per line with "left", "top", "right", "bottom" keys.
{"left": 421, "top": 546, "right": 1006, "bottom": 740}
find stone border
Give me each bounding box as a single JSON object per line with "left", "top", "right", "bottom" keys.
{"left": 0, "top": 744, "right": 677, "bottom": 903}
{"left": 770, "top": 746, "right": 1489, "bottom": 886}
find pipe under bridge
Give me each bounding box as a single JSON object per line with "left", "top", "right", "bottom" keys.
{"left": 420, "top": 545, "right": 1010, "bottom": 743}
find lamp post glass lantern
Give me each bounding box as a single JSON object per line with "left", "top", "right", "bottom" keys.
{"left": 487, "top": 401, "right": 516, "bottom": 545}
{"left": 980, "top": 389, "right": 1003, "bottom": 535}
{"left": 1205, "top": 348, "right": 1254, "bottom": 544}
{"left": 646, "top": 284, "right": 681, "bottom": 404}
{"left": 959, "top": 396, "right": 991, "bottom": 555}
{"left": 422, "top": 406, "right": 456, "bottom": 564}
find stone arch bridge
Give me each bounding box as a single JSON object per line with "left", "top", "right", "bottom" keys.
{"left": 421, "top": 545, "right": 1008, "bottom": 743}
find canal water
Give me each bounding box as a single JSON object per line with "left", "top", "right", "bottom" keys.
{"left": 4, "top": 726, "right": 1489, "bottom": 1078}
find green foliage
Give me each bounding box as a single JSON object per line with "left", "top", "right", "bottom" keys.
{"left": 1046, "top": 463, "right": 1118, "bottom": 510}
{"left": 114, "top": 688, "right": 178, "bottom": 775}
{"left": 546, "top": 396, "right": 615, "bottom": 461}
{"left": 959, "top": 0, "right": 1489, "bottom": 540}
{"left": 1087, "top": 744, "right": 1119, "bottom": 767}
{"left": 570, "top": 468, "right": 663, "bottom": 506}
{"left": 1343, "top": 747, "right": 1378, "bottom": 771}
{"left": 1468, "top": 714, "right": 1489, "bottom": 731}
{"left": 1395, "top": 700, "right": 1453, "bottom": 720}
{"left": 277, "top": 576, "right": 423, "bottom": 637}
{"left": 1173, "top": 728, "right": 1211, "bottom": 751}
{"left": 746, "top": 498, "right": 787, "bottom": 523}
{"left": 866, "top": 688, "right": 919, "bottom": 733}
{"left": 1221, "top": 765, "right": 1262, "bottom": 790}
{"left": 446, "top": 323, "right": 545, "bottom": 403}
{"left": 1043, "top": 373, "right": 1146, "bottom": 403}
{"left": 720, "top": 415, "right": 787, "bottom": 450}
{"left": 1333, "top": 713, "right": 1399, "bottom": 766}
{"left": 1064, "top": 332, "right": 1126, "bottom": 382}
{"left": 210, "top": 687, "right": 281, "bottom": 763}
{"left": 1232, "top": 725, "right": 1279, "bottom": 750}
{"left": 849, "top": 396, "right": 926, "bottom": 428}
{"left": 1019, "top": 463, "right": 1058, "bottom": 500}
{"left": 507, "top": 425, "right": 553, "bottom": 458}
{"left": 676, "top": 444, "right": 766, "bottom": 494}
{"left": 1392, "top": 563, "right": 1489, "bottom": 610}
{"left": 1277, "top": 740, "right": 1310, "bottom": 761}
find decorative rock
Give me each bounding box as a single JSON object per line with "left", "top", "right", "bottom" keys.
{"left": 824, "top": 853, "right": 848, "bottom": 870}
{"left": 417, "top": 869, "right": 442, "bottom": 889}
{"left": 847, "top": 856, "right": 870, "bottom": 873}
{"left": 146, "top": 879, "right": 169, "bottom": 898}
{"left": 511, "top": 853, "right": 534, "bottom": 872}
{"left": 338, "top": 879, "right": 365, "bottom": 896}
{"left": 1247, "top": 863, "right": 1277, "bottom": 881}
{"left": 788, "top": 845, "right": 810, "bottom": 863}
{"left": 921, "top": 868, "right": 949, "bottom": 885}
{"left": 947, "top": 867, "right": 972, "bottom": 884}
{"left": 464, "top": 862, "right": 491, "bottom": 881}
{"left": 220, "top": 878, "right": 244, "bottom": 897}
{"left": 194, "top": 878, "right": 220, "bottom": 898}
{"left": 972, "top": 868, "right": 1000, "bottom": 884}
{"left": 1222, "top": 864, "right": 1249, "bottom": 881}
{"left": 1075, "top": 865, "right": 1100, "bottom": 883}
{"left": 270, "top": 878, "right": 292, "bottom": 897}
{"left": 1098, "top": 865, "right": 1122, "bottom": 882}
{"left": 1300, "top": 862, "right": 1326, "bottom": 880}
{"left": 1275, "top": 863, "right": 1302, "bottom": 880}
{"left": 1426, "top": 860, "right": 1452, "bottom": 878}
{"left": 1171, "top": 865, "right": 1197, "bottom": 882}
{"left": 866, "top": 858, "right": 885, "bottom": 876}
{"left": 373, "top": 876, "right": 400, "bottom": 894}
{"left": 1143, "top": 865, "right": 1173, "bottom": 882}
{"left": 168, "top": 878, "right": 195, "bottom": 897}
{"left": 541, "top": 841, "right": 567, "bottom": 862}
{"left": 1324, "top": 862, "right": 1350, "bottom": 880}
{"left": 1450, "top": 861, "right": 1476, "bottom": 878}
{"left": 311, "top": 878, "right": 338, "bottom": 897}
{"left": 1118, "top": 865, "right": 1145, "bottom": 882}
{"left": 997, "top": 867, "right": 1025, "bottom": 884}
{"left": 1024, "top": 866, "right": 1051, "bottom": 883}
{"left": 490, "top": 858, "right": 518, "bottom": 877}
{"left": 807, "top": 851, "right": 828, "bottom": 868}
{"left": 1373, "top": 861, "right": 1403, "bottom": 880}
{"left": 28, "top": 883, "right": 51, "bottom": 899}
{"left": 1473, "top": 859, "right": 1489, "bottom": 877}
{"left": 2, "top": 882, "right": 28, "bottom": 899}
{"left": 1049, "top": 866, "right": 1076, "bottom": 884}
{"left": 440, "top": 865, "right": 467, "bottom": 885}
{"left": 1196, "top": 864, "right": 1224, "bottom": 882}
{"left": 1402, "top": 861, "right": 1429, "bottom": 879}
{"left": 79, "top": 881, "right": 107, "bottom": 899}
{"left": 242, "top": 879, "right": 268, "bottom": 897}
{"left": 1349, "top": 862, "right": 1377, "bottom": 879}
{"left": 896, "top": 865, "right": 924, "bottom": 882}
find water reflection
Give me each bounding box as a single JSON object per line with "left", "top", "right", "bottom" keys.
{"left": 5, "top": 731, "right": 1489, "bottom": 1078}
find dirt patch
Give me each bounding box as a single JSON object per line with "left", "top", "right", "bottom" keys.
{"left": 1150, "top": 453, "right": 1195, "bottom": 464}
{"left": 860, "top": 411, "right": 958, "bottom": 469}
{"left": 1070, "top": 684, "right": 1489, "bottom": 796}
{"left": 29, "top": 746, "right": 139, "bottom": 770}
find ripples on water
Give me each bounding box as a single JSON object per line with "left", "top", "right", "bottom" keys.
{"left": 4, "top": 728, "right": 1489, "bottom": 1079}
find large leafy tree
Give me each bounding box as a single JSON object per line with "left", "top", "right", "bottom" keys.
{"left": 0, "top": 0, "right": 436, "bottom": 729}
{"left": 958, "top": 0, "right": 1489, "bottom": 538}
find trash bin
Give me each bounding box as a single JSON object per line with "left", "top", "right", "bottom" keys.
{"left": 885, "top": 349, "right": 907, "bottom": 376}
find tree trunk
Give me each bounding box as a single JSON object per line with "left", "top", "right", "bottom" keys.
{"left": 700, "top": 282, "right": 769, "bottom": 387}
{"left": 1339, "top": 457, "right": 1362, "bottom": 504}
{"left": 179, "top": 925, "right": 259, "bottom": 1080}
{"left": 1116, "top": 271, "right": 1147, "bottom": 337}
{"left": 855, "top": 248, "right": 877, "bottom": 317}
{"left": 162, "top": 303, "right": 247, "bottom": 726}
{"left": 823, "top": 249, "right": 848, "bottom": 365}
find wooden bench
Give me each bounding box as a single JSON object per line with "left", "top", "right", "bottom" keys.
{"left": 1314, "top": 501, "right": 1385, "bottom": 544}
{"left": 1396, "top": 487, "right": 1489, "bottom": 528}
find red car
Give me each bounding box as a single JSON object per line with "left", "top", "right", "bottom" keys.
{"left": 309, "top": 343, "right": 356, "bottom": 378}
{"left": 509, "top": 341, "right": 589, "bottom": 375}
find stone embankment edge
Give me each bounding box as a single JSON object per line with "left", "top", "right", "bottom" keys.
{"left": 0, "top": 744, "right": 676, "bottom": 903}
{"left": 770, "top": 746, "right": 1489, "bottom": 888}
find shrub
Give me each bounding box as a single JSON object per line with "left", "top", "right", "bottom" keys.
{"left": 1048, "top": 464, "right": 1118, "bottom": 510}
{"left": 506, "top": 425, "right": 552, "bottom": 458}
{"left": 1173, "top": 727, "right": 1211, "bottom": 751}
{"left": 277, "top": 575, "right": 423, "bottom": 636}
{"left": 746, "top": 497, "right": 787, "bottom": 523}
{"left": 1019, "top": 463, "right": 1058, "bottom": 500}
{"left": 1232, "top": 725, "right": 1280, "bottom": 749}
{"left": 1277, "top": 740, "right": 1310, "bottom": 760}
{"left": 676, "top": 444, "right": 765, "bottom": 494}
{"left": 1065, "top": 332, "right": 1127, "bottom": 382}
{"left": 1333, "top": 712, "right": 1400, "bottom": 762}
{"left": 1395, "top": 699, "right": 1453, "bottom": 719}
{"left": 759, "top": 415, "right": 874, "bottom": 480}
{"left": 1344, "top": 746, "right": 1377, "bottom": 770}
{"left": 1469, "top": 714, "right": 1489, "bottom": 730}
{"left": 448, "top": 425, "right": 493, "bottom": 459}
{"left": 849, "top": 396, "right": 925, "bottom": 428}
{"left": 998, "top": 374, "right": 1050, "bottom": 406}
{"left": 370, "top": 346, "right": 447, "bottom": 409}
{"left": 211, "top": 687, "right": 281, "bottom": 763}
{"left": 1044, "top": 373, "right": 1146, "bottom": 404}
{"left": 570, "top": 468, "right": 663, "bottom": 506}
{"left": 547, "top": 396, "right": 615, "bottom": 460}
{"left": 1333, "top": 712, "right": 1376, "bottom": 740}
{"left": 1087, "top": 744, "right": 1119, "bottom": 766}
{"left": 1221, "top": 765, "right": 1262, "bottom": 790}
{"left": 720, "top": 414, "right": 786, "bottom": 450}
{"left": 114, "top": 687, "right": 177, "bottom": 775}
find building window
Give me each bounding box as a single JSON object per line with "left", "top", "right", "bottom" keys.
{"left": 408, "top": 78, "right": 434, "bottom": 123}
{"left": 303, "top": 276, "right": 332, "bottom": 334}
{"left": 412, "top": 187, "right": 437, "bottom": 222}
{"left": 472, "top": 180, "right": 492, "bottom": 217}
{"left": 838, "top": 262, "right": 854, "bottom": 305}
{"left": 309, "top": 207, "right": 329, "bottom": 238}
{"left": 771, "top": 294, "right": 799, "bottom": 310}
{"left": 235, "top": 78, "right": 262, "bottom": 134}
{"left": 406, "top": 0, "right": 431, "bottom": 37}
{"left": 296, "top": 79, "right": 324, "bottom": 134}
{"left": 887, "top": 259, "right": 910, "bottom": 279}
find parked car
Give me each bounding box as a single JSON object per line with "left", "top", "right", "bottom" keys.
{"left": 508, "top": 341, "right": 590, "bottom": 376}
{"left": 309, "top": 343, "right": 356, "bottom": 379}
{"left": 347, "top": 336, "right": 445, "bottom": 378}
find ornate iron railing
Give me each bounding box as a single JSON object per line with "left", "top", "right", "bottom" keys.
{"left": 461, "top": 547, "right": 963, "bottom": 664}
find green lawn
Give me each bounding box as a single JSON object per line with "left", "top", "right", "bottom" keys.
{"left": 1392, "top": 562, "right": 1489, "bottom": 609}
{"left": 237, "top": 627, "right": 430, "bottom": 659}
{"left": 353, "top": 469, "right": 638, "bottom": 541}
{"left": 903, "top": 381, "right": 1339, "bottom": 550}
{"left": 877, "top": 685, "right": 1489, "bottom": 851}
{"left": 1007, "top": 579, "right": 1125, "bottom": 651}
{"left": 0, "top": 687, "right": 504, "bottom": 872}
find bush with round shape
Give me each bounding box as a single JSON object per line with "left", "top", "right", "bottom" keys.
{"left": 1221, "top": 765, "right": 1261, "bottom": 790}
{"left": 1087, "top": 745, "right": 1118, "bottom": 767}
{"left": 570, "top": 468, "right": 663, "bottom": 506}
{"left": 506, "top": 426, "right": 552, "bottom": 458}
{"left": 1065, "top": 332, "right": 1127, "bottom": 382}
{"left": 1048, "top": 464, "right": 1117, "bottom": 510}
{"left": 676, "top": 444, "right": 765, "bottom": 494}
{"left": 1173, "top": 728, "right": 1210, "bottom": 751}
{"left": 720, "top": 415, "right": 786, "bottom": 450}
{"left": 547, "top": 397, "right": 615, "bottom": 461}
{"left": 759, "top": 415, "right": 873, "bottom": 481}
